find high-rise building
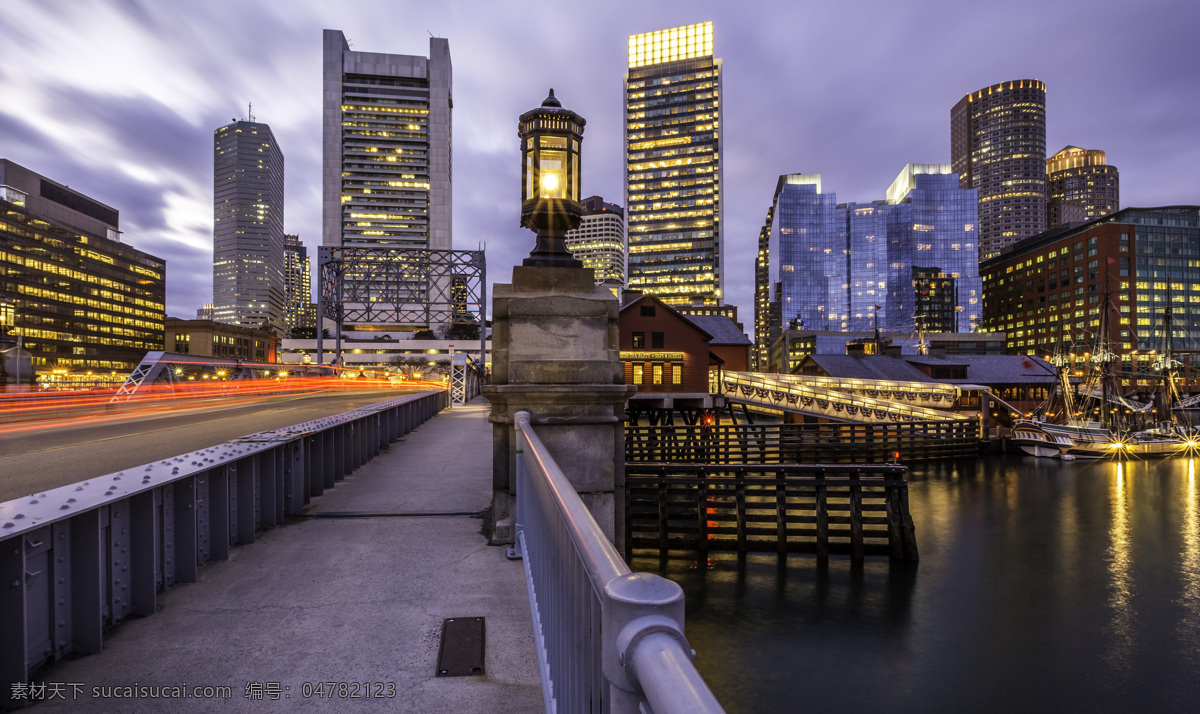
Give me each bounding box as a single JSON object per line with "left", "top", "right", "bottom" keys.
{"left": 1046, "top": 145, "right": 1119, "bottom": 227}
{"left": 322, "top": 29, "right": 451, "bottom": 252}
{"left": 565, "top": 195, "right": 625, "bottom": 291}
{"left": 213, "top": 119, "right": 285, "bottom": 336}
{"left": 756, "top": 165, "right": 982, "bottom": 369}
{"left": 0, "top": 159, "right": 165, "bottom": 383}
{"left": 980, "top": 207, "right": 1200, "bottom": 381}
{"left": 625, "top": 21, "right": 724, "bottom": 314}
{"left": 951, "top": 79, "right": 1047, "bottom": 261}
{"left": 283, "top": 233, "right": 314, "bottom": 335}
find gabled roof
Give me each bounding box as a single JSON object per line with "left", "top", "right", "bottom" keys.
{"left": 684, "top": 315, "right": 752, "bottom": 346}
{"left": 618, "top": 294, "right": 713, "bottom": 341}
{"left": 915, "top": 354, "right": 1057, "bottom": 384}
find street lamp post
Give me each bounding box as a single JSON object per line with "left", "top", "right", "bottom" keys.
{"left": 518, "top": 89, "right": 586, "bottom": 267}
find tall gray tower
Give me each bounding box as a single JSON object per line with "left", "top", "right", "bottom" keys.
{"left": 322, "top": 29, "right": 452, "bottom": 251}
{"left": 213, "top": 120, "right": 285, "bottom": 336}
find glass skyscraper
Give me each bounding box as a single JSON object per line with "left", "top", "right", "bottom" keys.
{"left": 565, "top": 195, "right": 625, "bottom": 291}
{"left": 757, "top": 166, "right": 982, "bottom": 357}
{"left": 625, "top": 21, "right": 724, "bottom": 314}
{"left": 212, "top": 120, "right": 285, "bottom": 337}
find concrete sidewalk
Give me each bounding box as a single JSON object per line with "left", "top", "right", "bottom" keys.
{"left": 30, "top": 399, "right": 543, "bottom": 712}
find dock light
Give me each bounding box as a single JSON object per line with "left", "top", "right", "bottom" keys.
{"left": 518, "top": 89, "right": 586, "bottom": 267}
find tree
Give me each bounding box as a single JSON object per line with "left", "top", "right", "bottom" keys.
{"left": 444, "top": 322, "right": 480, "bottom": 341}
{"left": 412, "top": 329, "right": 436, "bottom": 340}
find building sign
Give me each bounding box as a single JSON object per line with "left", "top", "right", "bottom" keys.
{"left": 620, "top": 351, "right": 685, "bottom": 361}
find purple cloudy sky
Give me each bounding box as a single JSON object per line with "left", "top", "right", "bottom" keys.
{"left": 2, "top": 0, "right": 1197, "bottom": 324}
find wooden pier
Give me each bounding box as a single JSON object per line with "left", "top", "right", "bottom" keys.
{"left": 626, "top": 420, "right": 980, "bottom": 464}
{"left": 624, "top": 464, "right": 919, "bottom": 562}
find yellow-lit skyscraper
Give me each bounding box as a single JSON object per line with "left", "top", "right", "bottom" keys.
{"left": 625, "top": 22, "right": 725, "bottom": 315}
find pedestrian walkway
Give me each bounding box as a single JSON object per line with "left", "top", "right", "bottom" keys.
{"left": 30, "top": 399, "right": 543, "bottom": 712}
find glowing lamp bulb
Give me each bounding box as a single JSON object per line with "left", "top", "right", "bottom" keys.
{"left": 540, "top": 171, "right": 560, "bottom": 198}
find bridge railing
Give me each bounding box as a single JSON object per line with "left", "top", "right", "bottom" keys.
{"left": 0, "top": 390, "right": 447, "bottom": 705}
{"left": 512, "top": 411, "right": 724, "bottom": 714}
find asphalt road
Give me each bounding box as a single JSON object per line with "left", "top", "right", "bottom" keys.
{"left": 0, "top": 389, "right": 427, "bottom": 502}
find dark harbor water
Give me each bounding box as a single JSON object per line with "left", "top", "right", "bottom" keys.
{"left": 631, "top": 454, "right": 1200, "bottom": 714}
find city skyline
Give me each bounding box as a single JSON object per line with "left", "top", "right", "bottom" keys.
{"left": 1, "top": 0, "right": 1197, "bottom": 323}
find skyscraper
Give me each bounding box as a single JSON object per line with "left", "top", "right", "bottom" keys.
{"left": 322, "top": 29, "right": 451, "bottom": 252}
{"left": 625, "top": 21, "right": 724, "bottom": 314}
{"left": 1046, "top": 145, "right": 1119, "bottom": 227}
{"left": 283, "top": 233, "right": 314, "bottom": 335}
{"left": 755, "top": 166, "right": 981, "bottom": 361}
{"left": 951, "top": 79, "right": 1047, "bottom": 261}
{"left": 213, "top": 119, "right": 285, "bottom": 336}
{"left": 565, "top": 195, "right": 625, "bottom": 291}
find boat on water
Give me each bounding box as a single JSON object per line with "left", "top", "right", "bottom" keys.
{"left": 1010, "top": 292, "right": 1197, "bottom": 460}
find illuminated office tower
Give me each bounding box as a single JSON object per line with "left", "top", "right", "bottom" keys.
{"left": 625, "top": 21, "right": 725, "bottom": 315}
{"left": 283, "top": 233, "right": 314, "bottom": 335}
{"left": 951, "top": 79, "right": 1047, "bottom": 260}
{"left": 565, "top": 195, "right": 625, "bottom": 291}
{"left": 322, "top": 29, "right": 451, "bottom": 252}
{"left": 0, "top": 159, "right": 165, "bottom": 381}
{"left": 213, "top": 119, "right": 285, "bottom": 337}
{"left": 1046, "top": 145, "right": 1119, "bottom": 227}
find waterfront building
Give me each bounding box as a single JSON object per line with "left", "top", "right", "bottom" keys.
{"left": 625, "top": 21, "right": 726, "bottom": 316}
{"left": 283, "top": 233, "right": 314, "bottom": 336}
{"left": 164, "top": 317, "right": 275, "bottom": 362}
{"left": 323, "top": 29, "right": 451, "bottom": 253}
{"left": 0, "top": 159, "right": 165, "bottom": 382}
{"left": 756, "top": 166, "right": 982, "bottom": 372}
{"left": 213, "top": 119, "right": 285, "bottom": 336}
{"left": 565, "top": 195, "right": 625, "bottom": 292}
{"left": 980, "top": 206, "right": 1200, "bottom": 386}
{"left": 1046, "top": 145, "right": 1119, "bottom": 227}
{"left": 951, "top": 79, "right": 1047, "bottom": 260}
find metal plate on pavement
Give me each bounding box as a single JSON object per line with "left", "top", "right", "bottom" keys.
{"left": 436, "top": 617, "right": 485, "bottom": 677}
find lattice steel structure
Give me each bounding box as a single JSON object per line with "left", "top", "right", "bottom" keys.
{"left": 317, "top": 247, "right": 486, "bottom": 365}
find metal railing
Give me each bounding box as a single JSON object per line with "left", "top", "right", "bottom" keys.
{"left": 0, "top": 390, "right": 447, "bottom": 706}
{"left": 513, "top": 411, "right": 723, "bottom": 714}
{"left": 721, "top": 370, "right": 960, "bottom": 423}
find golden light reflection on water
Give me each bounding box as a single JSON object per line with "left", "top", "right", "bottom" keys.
{"left": 1180, "top": 460, "right": 1199, "bottom": 656}
{"left": 1105, "top": 461, "right": 1134, "bottom": 676}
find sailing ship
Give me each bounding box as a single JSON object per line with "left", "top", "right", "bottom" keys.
{"left": 1011, "top": 289, "right": 1196, "bottom": 459}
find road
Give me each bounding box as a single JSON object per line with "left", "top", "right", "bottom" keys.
{"left": 0, "top": 388, "right": 427, "bottom": 502}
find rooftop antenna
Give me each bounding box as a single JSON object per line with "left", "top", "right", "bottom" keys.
{"left": 248, "top": 102, "right": 255, "bottom": 123}
{"left": 428, "top": 30, "right": 434, "bottom": 37}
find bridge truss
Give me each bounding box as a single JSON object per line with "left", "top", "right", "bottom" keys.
{"left": 317, "top": 247, "right": 487, "bottom": 369}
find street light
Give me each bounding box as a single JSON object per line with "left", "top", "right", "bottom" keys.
{"left": 518, "top": 88, "right": 586, "bottom": 267}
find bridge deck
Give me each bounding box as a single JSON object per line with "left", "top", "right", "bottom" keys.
{"left": 27, "top": 400, "right": 541, "bottom": 712}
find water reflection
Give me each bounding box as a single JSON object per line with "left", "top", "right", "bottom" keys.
{"left": 640, "top": 455, "right": 1200, "bottom": 713}
{"left": 1105, "top": 461, "right": 1134, "bottom": 681}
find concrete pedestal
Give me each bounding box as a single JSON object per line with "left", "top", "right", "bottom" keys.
{"left": 482, "top": 266, "right": 636, "bottom": 549}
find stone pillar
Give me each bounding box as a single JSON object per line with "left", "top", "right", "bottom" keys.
{"left": 482, "top": 266, "right": 636, "bottom": 550}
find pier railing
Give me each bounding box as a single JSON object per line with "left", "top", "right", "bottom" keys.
{"left": 0, "top": 390, "right": 446, "bottom": 705}
{"left": 513, "top": 411, "right": 724, "bottom": 714}
{"left": 628, "top": 421, "right": 980, "bottom": 463}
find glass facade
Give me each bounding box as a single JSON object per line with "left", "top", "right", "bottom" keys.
{"left": 757, "top": 168, "right": 981, "bottom": 360}
{"left": 213, "top": 120, "right": 285, "bottom": 337}
{"left": 625, "top": 22, "right": 723, "bottom": 309}
{"left": 0, "top": 165, "right": 165, "bottom": 378}
{"left": 951, "top": 79, "right": 1047, "bottom": 260}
